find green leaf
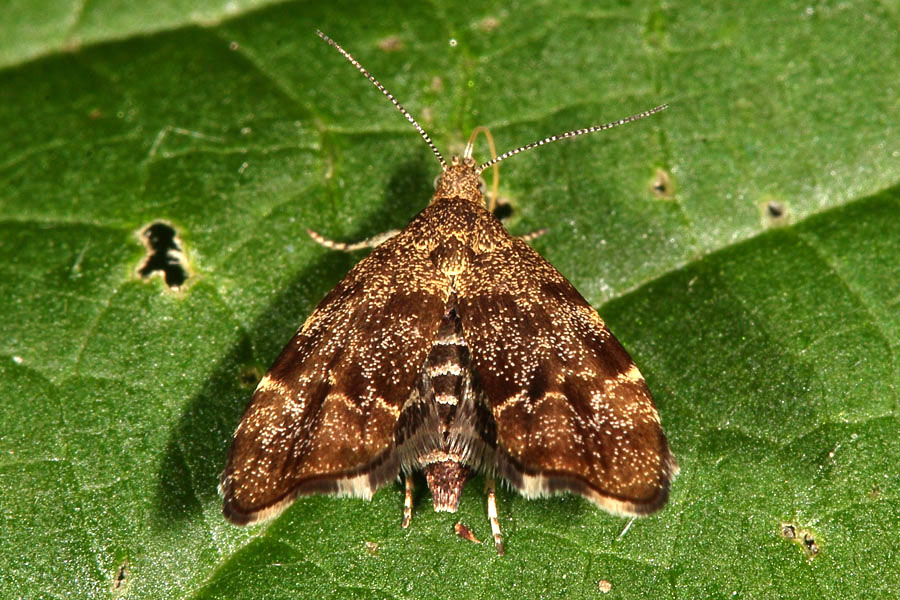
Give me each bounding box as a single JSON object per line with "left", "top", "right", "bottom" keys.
{"left": 2, "top": 1, "right": 898, "bottom": 599}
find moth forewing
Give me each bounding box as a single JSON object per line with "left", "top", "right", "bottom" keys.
{"left": 220, "top": 224, "right": 450, "bottom": 525}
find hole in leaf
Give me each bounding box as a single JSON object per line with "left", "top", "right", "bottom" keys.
{"left": 597, "top": 579, "right": 612, "bottom": 594}
{"left": 492, "top": 198, "right": 513, "bottom": 221}
{"left": 490, "top": 197, "right": 546, "bottom": 242}
{"left": 137, "top": 222, "right": 188, "bottom": 289}
{"left": 650, "top": 168, "right": 674, "bottom": 198}
{"left": 760, "top": 198, "right": 789, "bottom": 226}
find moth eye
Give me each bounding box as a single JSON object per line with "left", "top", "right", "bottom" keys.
{"left": 477, "top": 177, "right": 486, "bottom": 195}
{"left": 433, "top": 174, "right": 442, "bottom": 190}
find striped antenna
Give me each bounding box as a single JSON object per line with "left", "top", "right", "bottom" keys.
{"left": 477, "top": 104, "right": 669, "bottom": 173}
{"left": 317, "top": 31, "right": 447, "bottom": 169}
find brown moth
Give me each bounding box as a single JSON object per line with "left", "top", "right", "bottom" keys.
{"left": 220, "top": 31, "right": 678, "bottom": 554}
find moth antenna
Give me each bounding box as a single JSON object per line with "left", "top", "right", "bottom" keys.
{"left": 317, "top": 30, "right": 447, "bottom": 169}
{"left": 477, "top": 103, "right": 669, "bottom": 173}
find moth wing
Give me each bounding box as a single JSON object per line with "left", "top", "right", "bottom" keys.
{"left": 221, "top": 229, "right": 450, "bottom": 524}
{"left": 456, "top": 237, "right": 677, "bottom": 516}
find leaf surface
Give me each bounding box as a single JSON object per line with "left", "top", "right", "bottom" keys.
{"left": 1, "top": 1, "right": 898, "bottom": 598}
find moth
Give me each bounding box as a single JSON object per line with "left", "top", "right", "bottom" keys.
{"left": 220, "top": 31, "right": 678, "bottom": 554}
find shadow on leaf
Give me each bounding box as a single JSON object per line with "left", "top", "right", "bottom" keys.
{"left": 153, "top": 154, "right": 434, "bottom": 527}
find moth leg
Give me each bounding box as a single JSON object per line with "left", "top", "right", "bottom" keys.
{"left": 486, "top": 477, "right": 505, "bottom": 555}
{"left": 401, "top": 475, "right": 414, "bottom": 529}
{"left": 517, "top": 228, "right": 548, "bottom": 243}
{"left": 307, "top": 228, "right": 400, "bottom": 252}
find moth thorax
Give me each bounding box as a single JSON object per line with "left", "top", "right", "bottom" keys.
{"left": 433, "top": 156, "right": 483, "bottom": 204}
{"left": 424, "top": 460, "right": 471, "bottom": 512}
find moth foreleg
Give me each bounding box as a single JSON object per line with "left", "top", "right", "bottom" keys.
{"left": 307, "top": 228, "right": 400, "bottom": 252}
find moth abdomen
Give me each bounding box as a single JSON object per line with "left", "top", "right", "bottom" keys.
{"left": 396, "top": 299, "right": 496, "bottom": 513}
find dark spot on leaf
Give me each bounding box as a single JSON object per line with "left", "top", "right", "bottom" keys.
{"left": 137, "top": 222, "right": 188, "bottom": 289}
{"left": 477, "top": 16, "right": 501, "bottom": 32}
{"left": 651, "top": 168, "right": 673, "bottom": 198}
{"left": 89, "top": 108, "right": 103, "bottom": 120}
{"left": 803, "top": 533, "right": 819, "bottom": 556}
{"left": 780, "top": 522, "right": 820, "bottom": 559}
{"left": 111, "top": 560, "right": 128, "bottom": 593}
{"left": 240, "top": 365, "right": 264, "bottom": 389}
{"left": 761, "top": 199, "right": 789, "bottom": 226}
{"left": 378, "top": 35, "right": 404, "bottom": 52}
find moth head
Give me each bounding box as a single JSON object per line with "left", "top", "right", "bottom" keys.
{"left": 433, "top": 155, "right": 484, "bottom": 204}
